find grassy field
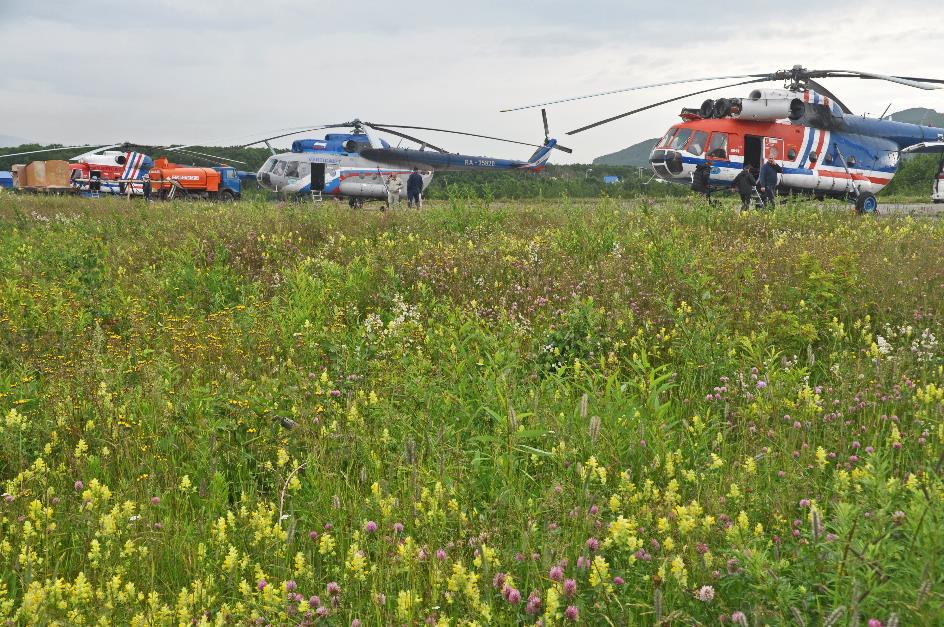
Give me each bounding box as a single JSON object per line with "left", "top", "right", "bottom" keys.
{"left": 1, "top": 194, "right": 943, "bottom": 625}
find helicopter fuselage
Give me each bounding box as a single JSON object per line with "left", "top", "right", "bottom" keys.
{"left": 649, "top": 90, "right": 944, "bottom": 198}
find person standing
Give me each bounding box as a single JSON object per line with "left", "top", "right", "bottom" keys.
{"left": 407, "top": 168, "right": 424, "bottom": 208}
{"left": 142, "top": 175, "right": 152, "bottom": 202}
{"left": 386, "top": 173, "right": 402, "bottom": 208}
{"left": 731, "top": 165, "right": 758, "bottom": 211}
{"left": 758, "top": 156, "right": 782, "bottom": 208}
{"left": 692, "top": 159, "right": 713, "bottom": 204}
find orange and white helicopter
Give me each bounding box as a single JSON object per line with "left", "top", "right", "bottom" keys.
{"left": 506, "top": 66, "right": 944, "bottom": 212}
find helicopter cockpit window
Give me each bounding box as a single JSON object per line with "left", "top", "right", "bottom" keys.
{"left": 297, "top": 162, "right": 311, "bottom": 178}
{"left": 670, "top": 129, "right": 693, "bottom": 151}
{"left": 688, "top": 131, "right": 708, "bottom": 156}
{"left": 271, "top": 160, "right": 287, "bottom": 176}
{"left": 659, "top": 128, "right": 678, "bottom": 148}
{"left": 262, "top": 158, "right": 277, "bottom": 173}
{"left": 284, "top": 162, "right": 300, "bottom": 179}
{"left": 708, "top": 132, "right": 728, "bottom": 159}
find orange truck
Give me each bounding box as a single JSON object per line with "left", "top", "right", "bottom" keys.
{"left": 147, "top": 158, "right": 241, "bottom": 200}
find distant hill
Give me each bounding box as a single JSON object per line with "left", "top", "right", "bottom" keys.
{"left": 885, "top": 107, "right": 944, "bottom": 127}
{"left": 593, "top": 138, "right": 659, "bottom": 167}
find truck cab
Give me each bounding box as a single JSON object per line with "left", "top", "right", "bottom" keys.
{"left": 215, "top": 167, "right": 241, "bottom": 199}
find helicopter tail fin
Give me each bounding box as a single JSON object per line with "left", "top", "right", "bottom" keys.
{"left": 521, "top": 139, "right": 556, "bottom": 172}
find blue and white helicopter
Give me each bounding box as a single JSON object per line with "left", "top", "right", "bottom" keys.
{"left": 241, "top": 116, "right": 571, "bottom": 206}
{"left": 505, "top": 66, "right": 944, "bottom": 212}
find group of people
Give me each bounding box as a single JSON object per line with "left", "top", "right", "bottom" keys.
{"left": 385, "top": 167, "right": 424, "bottom": 209}
{"left": 692, "top": 156, "right": 783, "bottom": 210}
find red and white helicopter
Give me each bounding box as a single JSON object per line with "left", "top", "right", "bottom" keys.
{"left": 1, "top": 143, "right": 153, "bottom": 193}
{"left": 506, "top": 66, "right": 944, "bottom": 212}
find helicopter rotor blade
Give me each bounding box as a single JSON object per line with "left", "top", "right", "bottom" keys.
{"left": 804, "top": 79, "right": 853, "bottom": 114}
{"left": 818, "top": 70, "right": 942, "bottom": 90}
{"left": 161, "top": 147, "right": 248, "bottom": 166}
{"left": 235, "top": 124, "right": 356, "bottom": 148}
{"left": 368, "top": 122, "right": 572, "bottom": 153}
{"left": 500, "top": 73, "right": 771, "bottom": 113}
{"left": 542, "top": 109, "right": 550, "bottom": 140}
{"left": 0, "top": 144, "right": 119, "bottom": 160}
{"left": 362, "top": 124, "right": 449, "bottom": 153}
{"left": 567, "top": 78, "right": 769, "bottom": 135}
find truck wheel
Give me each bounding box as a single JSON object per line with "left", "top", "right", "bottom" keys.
{"left": 218, "top": 189, "right": 235, "bottom": 202}
{"left": 855, "top": 192, "right": 878, "bottom": 214}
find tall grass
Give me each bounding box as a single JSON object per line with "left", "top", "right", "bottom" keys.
{"left": 0, "top": 194, "right": 942, "bottom": 625}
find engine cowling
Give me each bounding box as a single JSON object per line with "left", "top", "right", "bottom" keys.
{"left": 730, "top": 89, "right": 801, "bottom": 121}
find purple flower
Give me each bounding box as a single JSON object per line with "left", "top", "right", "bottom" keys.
{"left": 392, "top": 522, "right": 404, "bottom": 534}
{"left": 505, "top": 587, "right": 521, "bottom": 604}
{"left": 731, "top": 611, "right": 748, "bottom": 626}
{"left": 364, "top": 520, "right": 378, "bottom": 533}
{"left": 613, "top": 576, "right": 625, "bottom": 586}
{"left": 285, "top": 580, "right": 297, "bottom": 592}
{"left": 257, "top": 579, "right": 267, "bottom": 591}
{"left": 576, "top": 556, "right": 589, "bottom": 570}
{"left": 799, "top": 499, "right": 811, "bottom": 508}
{"left": 586, "top": 537, "right": 600, "bottom": 552}
{"left": 330, "top": 389, "right": 341, "bottom": 397}
{"left": 868, "top": 620, "right": 882, "bottom": 627}
{"left": 549, "top": 565, "right": 564, "bottom": 582}
{"left": 492, "top": 572, "right": 507, "bottom": 590}
{"left": 308, "top": 530, "right": 319, "bottom": 541}
{"left": 351, "top": 620, "right": 362, "bottom": 627}
{"left": 436, "top": 548, "right": 448, "bottom": 560}
{"left": 565, "top": 605, "right": 579, "bottom": 622}
{"left": 695, "top": 585, "right": 715, "bottom": 602}
{"left": 756, "top": 380, "right": 767, "bottom": 389}
{"left": 150, "top": 496, "right": 160, "bottom": 505}
{"left": 526, "top": 591, "right": 542, "bottom": 615}
{"left": 74, "top": 481, "right": 84, "bottom": 491}
{"left": 563, "top": 578, "right": 577, "bottom": 597}
{"left": 326, "top": 581, "right": 341, "bottom": 596}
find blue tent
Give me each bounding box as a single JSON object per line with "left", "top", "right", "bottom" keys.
{"left": 0, "top": 171, "right": 12, "bottom": 189}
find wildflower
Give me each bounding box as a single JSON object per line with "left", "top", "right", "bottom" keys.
{"left": 285, "top": 580, "right": 297, "bottom": 592}
{"left": 150, "top": 496, "right": 160, "bottom": 505}
{"left": 565, "top": 605, "right": 579, "bottom": 621}
{"left": 327, "top": 581, "right": 341, "bottom": 596}
{"left": 868, "top": 620, "right": 882, "bottom": 627}
{"left": 74, "top": 480, "right": 84, "bottom": 491}
{"left": 799, "top": 499, "right": 811, "bottom": 508}
{"left": 352, "top": 621, "right": 362, "bottom": 627}
{"left": 364, "top": 520, "right": 378, "bottom": 533}
{"left": 613, "top": 576, "right": 625, "bottom": 586}
{"left": 392, "top": 522, "right": 405, "bottom": 534}
{"left": 257, "top": 579, "right": 267, "bottom": 591}
{"left": 549, "top": 565, "right": 564, "bottom": 582}
{"left": 436, "top": 548, "right": 448, "bottom": 560}
{"left": 695, "top": 585, "right": 715, "bottom": 602}
{"left": 505, "top": 587, "right": 521, "bottom": 604}
{"left": 526, "top": 590, "right": 542, "bottom": 615}
{"left": 563, "top": 578, "right": 577, "bottom": 597}
{"left": 586, "top": 537, "right": 600, "bottom": 552}
{"left": 891, "top": 511, "right": 906, "bottom": 525}
{"left": 756, "top": 380, "right": 767, "bottom": 389}
{"left": 732, "top": 611, "right": 748, "bottom": 626}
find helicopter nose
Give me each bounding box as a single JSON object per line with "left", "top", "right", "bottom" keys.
{"left": 649, "top": 149, "right": 685, "bottom": 180}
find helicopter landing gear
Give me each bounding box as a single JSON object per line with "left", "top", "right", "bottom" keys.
{"left": 348, "top": 197, "right": 364, "bottom": 209}
{"left": 855, "top": 191, "right": 878, "bottom": 214}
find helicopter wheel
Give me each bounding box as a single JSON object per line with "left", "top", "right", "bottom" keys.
{"left": 348, "top": 197, "right": 363, "bottom": 209}
{"left": 855, "top": 192, "right": 878, "bottom": 215}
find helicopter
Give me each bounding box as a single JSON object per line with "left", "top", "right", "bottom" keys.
{"left": 236, "top": 116, "right": 571, "bottom": 207}
{"left": 504, "top": 66, "right": 944, "bottom": 213}
{"left": 0, "top": 143, "right": 153, "bottom": 194}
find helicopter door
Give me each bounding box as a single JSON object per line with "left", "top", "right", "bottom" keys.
{"left": 764, "top": 137, "right": 785, "bottom": 162}
{"left": 310, "top": 163, "right": 326, "bottom": 191}
{"left": 744, "top": 136, "right": 763, "bottom": 171}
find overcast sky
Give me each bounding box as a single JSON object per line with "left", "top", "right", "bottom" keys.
{"left": 1, "top": 0, "right": 942, "bottom": 163}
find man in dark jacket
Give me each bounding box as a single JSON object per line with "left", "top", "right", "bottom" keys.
{"left": 758, "top": 157, "right": 782, "bottom": 207}
{"left": 731, "top": 165, "right": 757, "bottom": 211}
{"left": 407, "top": 168, "right": 424, "bottom": 208}
{"left": 692, "top": 160, "right": 713, "bottom": 204}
